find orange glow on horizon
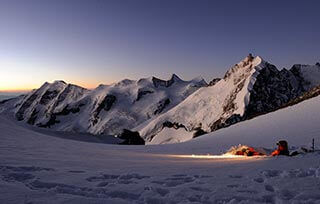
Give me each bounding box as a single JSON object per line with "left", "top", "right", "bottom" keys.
{"left": 0, "top": 58, "right": 119, "bottom": 93}
{"left": 0, "top": 80, "right": 114, "bottom": 93}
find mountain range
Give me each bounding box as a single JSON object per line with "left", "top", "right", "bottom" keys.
{"left": 1, "top": 54, "right": 320, "bottom": 144}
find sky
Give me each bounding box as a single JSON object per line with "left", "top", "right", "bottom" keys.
{"left": 0, "top": 0, "right": 320, "bottom": 92}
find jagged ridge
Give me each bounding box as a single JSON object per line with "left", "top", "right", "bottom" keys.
{"left": 0, "top": 75, "right": 206, "bottom": 136}
{"left": 140, "top": 55, "right": 320, "bottom": 144}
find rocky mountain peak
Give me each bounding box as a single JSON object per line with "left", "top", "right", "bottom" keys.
{"left": 3, "top": 56, "right": 320, "bottom": 145}
{"left": 170, "top": 74, "right": 183, "bottom": 82}
{"left": 223, "top": 54, "right": 263, "bottom": 80}
{"left": 152, "top": 74, "right": 183, "bottom": 88}
{"left": 53, "top": 80, "right": 67, "bottom": 85}
{"left": 208, "top": 78, "right": 221, "bottom": 86}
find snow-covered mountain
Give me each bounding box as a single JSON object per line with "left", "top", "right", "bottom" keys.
{"left": 1, "top": 55, "right": 319, "bottom": 144}
{"left": 0, "top": 74, "right": 207, "bottom": 136}
{"left": 140, "top": 55, "right": 320, "bottom": 144}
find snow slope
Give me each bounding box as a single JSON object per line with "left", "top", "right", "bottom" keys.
{"left": 141, "top": 56, "right": 320, "bottom": 144}
{"left": 1, "top": 55, "right": 320, "bottom": 145}
{"left": 1, "top": 93, "right": 320, "bottom": 203}
{"left": 172, "top": 88, "right": 320, "bottom": 154}
{"left": 0, "top": 75, "right": 206, "bottom": 136}
{"left": 140, "top": 56, "right": 264, "bottom": 142}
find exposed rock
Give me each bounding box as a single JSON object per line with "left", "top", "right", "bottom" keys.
{"left": 141, "top": 56, "right": 320, "bottom": 144}
{"left": 193, "top": 127, "right": 207, "bottom": 138}
{"left": 152, "top": 74, "right": 182, "bottom": 88}
{"left": 117, "top": 129, "right": 145, "bottom": 145}
{"left": 95, "top": 94, "right": 116, "bottom": 115}
{"left": 162, "top": 121, "right": 186, "bottom": 130}
{"left": 245, "top": 63, "right": 304, "bottom": 119}
{"left": 136, "top": 89, "right": 154, "bottom": 101}
{"left": 210, "top": 114, "right": 242, "bottom": 131}
{"left": 154, "top": 98, "right": 170, "bottom": 115}
{"left": 281, "top": 84, "right": 320, "bottom": 109}
{"left": 247, "top": 53, "right": 254, "bottom": 61}
{"left": 16, "top": 93, "right": 39, "bottom": 121}
{"left": 223, "top": 54, "right": 254, "bottom": 80}
{"left": 39, "top": 103, "right": 85, "bottom": 128}
{"left": 290, "top": 64, "right": 311, "bottom": 90}
{"left": 144, "top": 120, "right": 188, "bottom": 142}
{"left": 27, "top": 109, "right": 39, "bottom": 125}
{"left": 39, "top": 90, "right": 59, "bottom": 105}
{"left": 56, "top": 84, "right": 86, "bottom": 107}
{"left": 57, "top": 104, "right": 84, "bottom": 115}
{"left": 214, "top": 63, "right": 320, "bottom": 130}
{"left": 4, "top": 56, "right": 320, "bottom": 144}
{"left": 208, "top": 78, "right": 221, "bottom": 86}
{"left": 90, "top": 94, "right": 117, "bottom": 127}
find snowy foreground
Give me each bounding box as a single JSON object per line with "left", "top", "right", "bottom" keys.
{"left": 1, "top": 96, "right": 320, "bottom": 203}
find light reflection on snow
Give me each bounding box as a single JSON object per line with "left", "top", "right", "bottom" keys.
{"left": 168, "top": 154, "right": 265, "bottom": 159}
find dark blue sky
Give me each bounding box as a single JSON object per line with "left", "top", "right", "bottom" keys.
{"left": 1, "top": 0, "right": 319, "bottom": 90}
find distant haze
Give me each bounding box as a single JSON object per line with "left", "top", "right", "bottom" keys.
{"left": 0, "top": 92, "right": 26, "bottom": 101}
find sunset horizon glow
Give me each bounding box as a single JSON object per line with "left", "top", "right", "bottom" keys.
{"left": 1, "top": 0, "right": 319, "bottom": 92}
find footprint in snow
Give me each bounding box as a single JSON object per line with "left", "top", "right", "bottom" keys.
{"left": 227, "top": 184, "right": 240, "bottom": 188}
{"left": 264, "top": 184, "right": 275, "bottom": 192}
{"left": 27, "top": 179, "right": 141, "bottom": 201}
{"left": 152, "top": 175, "right": 196, "bottom": 187}
{"left": 253, "top": 177, "right": 264, "bottom": 183}
{"left": 68, "top": 170, "right": 85, "bottom": 173}
{"left": 172, "top": 174, "right": 188, "bottom": 177}
{"left": 261, "top": 170, "right": 281, "bottom": 178}
{"left": 154, "top": 187, "right": 170, "bottom": 197}
{"left": 279, "top": 189, "right": 295, "bottom": 200}
{"left": 96, "top": 181, "right": 109, "bottom": 187}
{"left": 87, "top": 173, "right": 150, "bottom": 186}
{"left": 194, "top": 175, "right": 213, "bottom": 178}
{"left": 0, "top": 165, "right": 54, "bottom": 184}
{"left": 86, "top": 174, "right": 120, "bottom": 182}
{"left": 237, "top": 189, "right": 258, "bottom": 194}
{"left": 229, "top": 175, "right": 243, "bottom": 179}
{"left": 189, "top": 186, "right": 211, "bottom": 192}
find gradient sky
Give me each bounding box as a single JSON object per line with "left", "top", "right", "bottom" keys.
{"left": 1, "top": 0, "right": 319, "bottom": 92}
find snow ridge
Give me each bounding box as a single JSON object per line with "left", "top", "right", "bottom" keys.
{"left": 140, "top": 55, "right": 320, "bottom": 144}
{"left": 1, "top": 55, "right": 320, "bottom": 145}
{"left": 140, "top": 55, "right": 265, "bottom": 143}
{"left": 0, "top": 74, "right": 206, "bottom": 136}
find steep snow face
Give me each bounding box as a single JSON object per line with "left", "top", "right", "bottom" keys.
{"left": 81, "top": 74, "right": 207, "bottom": 135}
{"left": 0, "top": 75, "right": 206, "bottom": 136}
{"left": 12, "top": 81, "right": 88, "bottom": 126}
{"left": 140, "top": 56, "right": 265, "bottom": 143}
{"left": 142, "top": 59, "right": 320, "bottom": 145}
